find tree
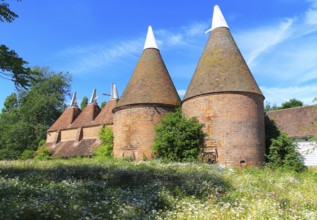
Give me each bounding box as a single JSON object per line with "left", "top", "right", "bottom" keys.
{"left": 1, "top": 1, "right": 36, "bottom": 89}
{"left": 0, "top": 45, "right": 35, "bottom": 89}
{"left": 0, "top": 0, "right": 19, "bottom": 23}
{"left": 81, "top": 96, "right": 88, "bottom": 110}
{"left": 266, "top": 133, "right": 306, "bottom": 172}
{"left": 280, "top": 98, "right": 303, "bottom": 109}
{"left": 265, "top": 116, "right": 281, "bottom": 157}
{"left": 152, "top": 108, "right": 205, "bottom": 162}
{"left": 0, "top": 67, "right": 71, "bottom": 159}
{"left": 94, "top": 127, "right": 114, "bottom": 159}
{"left": 100, "top": 101, "right": 107, "bottom": 109}
{"left": 264, "top": 101, "right": 278, "bottom": 112}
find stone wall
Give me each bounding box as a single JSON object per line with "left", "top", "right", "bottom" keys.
{"left": 182, "top": 92, "right": 265, "bottom": 166}
{"left": 113, "top": 105, "right": 175, "bottom": 160}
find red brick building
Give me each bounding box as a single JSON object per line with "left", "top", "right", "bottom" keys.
{"left": 46, "top": 5, "right": 270, "bottom": 166}
{"left": 182, "top": 5, "right": 265, "bottom": 166}
{"left": 112, "top": 26, "right": 181, "bottom": 160}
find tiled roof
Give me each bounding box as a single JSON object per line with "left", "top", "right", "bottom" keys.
{"left": 50, "top": 139, "right": 101, "bottom": 157}
{"left": 70, "top": 103, "right": 101, "bottom": 128}
{"left": 116, "top": 48, "right": 181, "bottom": 108}
{"left": 184, "top": 27, "right": 263, "bottom": 101}
{"left": 48, "top": 106, "right": 81, "bottom": 132}
{"left": 92, "top": 100, "right": 117, "bottom": 125}
{"left": 267, "top": 105, "right": 317, "bottom": 139}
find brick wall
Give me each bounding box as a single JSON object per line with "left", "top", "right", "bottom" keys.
{"left": 83, "top": 126, "right": 102, "bottom": 139}
{"left": 60, "top": 129, "right": 78, "bottom": 141}
{"left": 182, "top": 92, "right": 265, "bottom": 166}
{"left": 113, "top": 105, "right": 174, "bottom": 160}
{"left": 46, "top": 131, "right": 57, "bottom": 143}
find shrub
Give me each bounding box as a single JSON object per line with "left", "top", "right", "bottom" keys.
{"left": 19, "top": 149, "right": 35, "bottom": 160}
{"left": 94, "top": 126, "right": 113, "bottom": 159}
{"left": 152, "top": 108, "right": 205, "bottom": 162}
{"left": 265, "top": 116, "right": 280, "bottom": 159}
{"left": 0, "top": 148, "right": 20, "bottom": 160}
{"left": 266, "top": 133, "right": 306, "bottom": 172}
{"left": 34, "top": 146, "right": 51, "bottom": 160}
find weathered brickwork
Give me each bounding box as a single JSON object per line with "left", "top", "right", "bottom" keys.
{"left": 113, "top": 105, "right": 174, "bottom": 160}
{"left": 182, "top": 92, "right": 265, "bottom": 166}
{"left": 46, "top": 131, "right": 56, "bottom": 143}
{"left": 60, "top": 129, "right": 78, "bottom": 141}
{"left": 83, "top": 126, "right": 102, "bottom": 139}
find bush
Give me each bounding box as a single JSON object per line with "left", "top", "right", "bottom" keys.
{"left": 94, "top": 127, "right": 113, "bottom": 159}
{"left": 0, "top": 148, "right": 20, "bottom": 160}
{"left": 34, "top": 146, "right": 51, "bottom": 160}
{"left": 266, "top": 133, "right": 306, "bottom": 172}
{"left": 19, "top": 149, "right": 35, "bottom": 160}
{"left": 152, "top": 108, "right": 205, "bottom": 162}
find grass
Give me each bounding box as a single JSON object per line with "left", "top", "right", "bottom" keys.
{"left": 0, "top": 158, "right": 316, "bottom": 219}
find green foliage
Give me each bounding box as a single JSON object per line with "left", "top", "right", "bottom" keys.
{"left": 280, "top": 98, "right": 303, "bottom": 109}
{"left": 34, "top": 146, "right": 51, "bottom": 160}
{"left": 0, "top": 44, "right": 35, "bottom": 89}
{"left": 265, "top": 116, "right": 281, "bottom": 158}
{"left": 265, "top": 98, "right": 304, "bottom": 111}
{"left": 0, "top": 159, "right": 316, "bottom": 219}
{"left": 94, "top": 127, "right": 113, "bottom": 159}
{"left": 0, "top": 1, "right": 19, "bottom": 23}
{"left": 0, "top": 67, "right": 71, "bottom": 159}
{"left": 265, "top": 116, "right": 306, "bottom": 172}
{"left": 19, "top": 149, "right": 35, "bottom": 160}
{"left": 1, "top": 1, "right": 37, "bottom": 89}
{"left": 264, "top": 101, "right": 278, "bottom": 112}
{"left": 80, "top": 96, "right": 88, "bottom": 110}
{"left": 153, "top": 108, "right": 205, "bottom": 162}
{"left": 0, "top": 148, "right": 19, "bottom": 160}
{"left": 266, "top": 133, "right": 306, "bottom": 172}
{"left": 100, "top": 101, "right": 107, "bottom": 109}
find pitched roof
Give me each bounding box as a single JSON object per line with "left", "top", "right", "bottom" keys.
{"left": 116, "top": 26, "right": 180, "bottom": 109}
{"left": 51, "top": 139, "right": 100, "bottom": 157}
{"left": 70, "top": 103, "right": 101, "bottom": 128}
{"left": 92, "top": 100, "right": 118, "bottom": 125}
{"left": 184, "top": 5, "right": 263, "bottom": 101}
{"left": 267, "top": 105, "right": 317, "bottom": 139}
{"left": 48, "top": 106, "right": 81, "bottom": 132}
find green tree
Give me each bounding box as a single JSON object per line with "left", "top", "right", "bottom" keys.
{"left": 0, "top": 0, "right": 19, "bottom": 23}
{"left": 94, "top": 127, "right": 114, "bottom": 159}
{"left": 81, "top": 96, "right": 88, "bottom": 110}
{"left": 266, "top": 133, "right": 306, "bottom": 172}
{"left": 100, "top": 101, "right": 107, "bottom": 109}
{"left": 1, "top": 1, "right": 36, "bottom": 89}
{"left": 152, "top": 108, "right": 205, "bottom": 162}
{"left": 280, "top": 98, "right": 303, "bottom": 109}
{"left": 264, "top": 101, "right": 278, "bottom": 112}
{"left": 265, "top": 116, "right": 281, "bottom": 158}
{"left": 0, "top": 67, "right": 71, "bottom": 159}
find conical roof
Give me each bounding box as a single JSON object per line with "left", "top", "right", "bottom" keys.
{"left": 48, "top": 106, "right": 81, "bottom": 132}
{"left": 184, "top": 5, "right": 263, "bottom": 101}
{"left": 116, "top": 26, "right": 180, "bottom": 109}
{"left": 70, "top": 103, "right": 101, "bottom": 128}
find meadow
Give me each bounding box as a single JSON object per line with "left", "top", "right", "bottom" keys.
{"left": 0, "top": 158, "right": 316, "bottom": 219}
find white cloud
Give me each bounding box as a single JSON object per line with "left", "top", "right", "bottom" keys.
{"left": 177, "top": 89, "right": 187, "bottom": 96}
{"left": 58, "top": 22, "right": 209, "bottom": 76}
{"left": 58, "top": 39, "right": 143, "bottom": 74}
{"left": 236, "top": 18, "right": 294, "bottom": 67}
{"left": 234, "top": 0, "right": 317, "bottom": 106}
{"left": 261, "top": 85, "right": 317, "bottom": 105}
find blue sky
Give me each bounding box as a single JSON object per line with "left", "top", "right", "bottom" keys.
{"left": 2, "top": 0, "right": 317, "bottom": 108}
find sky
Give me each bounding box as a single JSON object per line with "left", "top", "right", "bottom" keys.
{"left": 2, "top": 0, "right": 317, "bottom": 109}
